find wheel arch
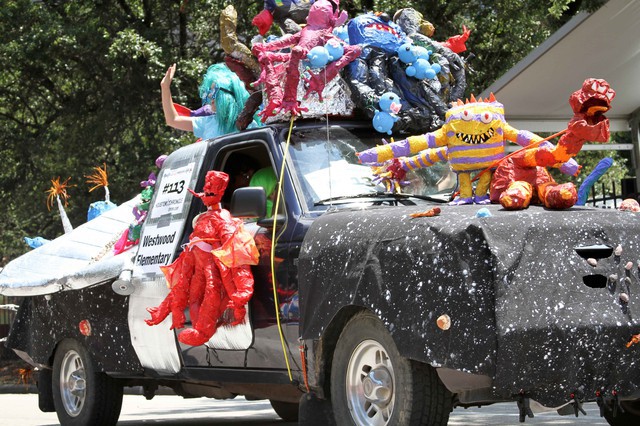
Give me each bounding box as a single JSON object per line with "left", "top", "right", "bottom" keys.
{"left": 316, "top": 304, "right": 369, "bottom": 397}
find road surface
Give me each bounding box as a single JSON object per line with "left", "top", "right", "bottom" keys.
{"left": 0, "top": 393, "right": 610, "bottom": 425}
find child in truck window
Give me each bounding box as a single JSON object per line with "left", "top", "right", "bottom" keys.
{"left": 222, "top": 154, "right": 261, "bottom": 208}
{"left": 250, "top": 167, "right": 277, "bottom": 217}
{"left": 161, "top": 63, "right": 258, "bottom": 140}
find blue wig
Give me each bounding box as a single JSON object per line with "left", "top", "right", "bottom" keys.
{"left": 198, "top": 64, "right": 250, "bottom": 135}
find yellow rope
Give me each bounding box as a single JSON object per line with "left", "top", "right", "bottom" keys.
{"left": 271, "top": 115, "right": 296, "bottom": 381}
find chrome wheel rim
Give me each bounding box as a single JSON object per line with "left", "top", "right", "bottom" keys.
{"left": 59, "top": 350, "right": 86, "bottom": 417}
{"left": 346, "top": 339, "right": 395, "bottom": 425}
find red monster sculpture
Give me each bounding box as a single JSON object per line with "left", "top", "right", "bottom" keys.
{"left": 145, "top": 171, "right": 259, "bottom": 346}
{"left": 251, "top": 0, "right": 361, "bottom": 118}
{"left": 491, "top": 78, "right": 615, "bottom": 210}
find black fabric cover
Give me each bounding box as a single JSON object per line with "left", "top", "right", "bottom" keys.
{"left": 7, "top": 283, "right": 143, "bottom": 375}
{"left": 299, "top": 204, "right": 640, "bottom": 405}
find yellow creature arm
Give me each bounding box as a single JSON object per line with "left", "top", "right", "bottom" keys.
{"left": 502, "top": 123, "right": 543, "bottom": 148}
{"left": 357, "top": 128, "right": 446, "bottom": 164}
{"left": 399, "top": 146, "right": 449, "bottom": 171}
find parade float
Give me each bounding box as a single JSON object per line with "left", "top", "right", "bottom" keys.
{"left": 1, "top": 2, "right": 639, "bottom": 426}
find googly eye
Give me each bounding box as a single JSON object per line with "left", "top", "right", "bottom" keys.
{"left": 461, "top": 110, "right": 473, "bottom": 121}
{"left": 480, "top": 112, "right": 493, "bottom": 124}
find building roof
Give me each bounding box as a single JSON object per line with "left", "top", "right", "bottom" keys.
{"left": 480, "top": 0, "right": 640, "bottom": 132}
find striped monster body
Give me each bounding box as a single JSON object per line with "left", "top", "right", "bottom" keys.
{"left": 357, "top": 94, "right": 543, "bottom": 204}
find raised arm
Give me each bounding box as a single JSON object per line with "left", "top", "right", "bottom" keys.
{"left": 161, "top": 64, "right": 194, "bottom": 132}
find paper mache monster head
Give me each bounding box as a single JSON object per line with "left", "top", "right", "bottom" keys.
{"left": 347, "top": 12, "right": 407, "bottom": 56}
{"left": 306, "top": 0, "right": 346, "bottom": 28}
{"left": 191, "top": 170, "right": 229, "bottom": 207}
{"left": 379, "top": 92, "right": 402, "bottom": 114}
{"left": 570, "top": 78, "right": 615, "bottom": 118}
{"left": 444, "top": 94, "right": 506, "bottom": 146}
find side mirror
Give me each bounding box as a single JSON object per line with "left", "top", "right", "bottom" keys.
{"left": 231, "top": 187, "right": 267, "bottom": 218}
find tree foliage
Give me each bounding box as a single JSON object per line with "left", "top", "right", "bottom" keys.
{"left": 0, "top": 0, "right": 610, "bottom": 263}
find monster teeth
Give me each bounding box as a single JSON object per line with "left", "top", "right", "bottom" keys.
{"left": 456, "top": 127, "right": 495, "bottom": 145}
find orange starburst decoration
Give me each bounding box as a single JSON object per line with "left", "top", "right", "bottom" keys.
{"left": 46, "top": 177, "right": 73, "bottom": 211}
{"left": 85, "top": 163, "right": 109, "bottom": 193}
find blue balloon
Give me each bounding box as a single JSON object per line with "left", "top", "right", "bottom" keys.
{"left": 325, "top": 39, "right": 344, "bottom": 62}
{"left": 373, "top": 110, "right": 399, "bottom": 135}
{"left": 431, "top": 62, "right": 442, "bottom": 74}
{"left": 414, "top": 46, "right": 430, "bottom": 61}
{"left": 397, "top": 43, "right": 417, "bottom": 64}
{"left": 424, "top": 67, "right": 437, "bottom": 80}
{"left": 412, "top": 58, "right": 431, "bottom": 79}
{"left": 378, "top": 92, "right": 401, "bottom": 113}
{"left": 307, "top": 46, "right": 330, "bottom": 68}
{"left": 333, "top": 26, "right": 349, "bottom": 43}
{"left": 406, "top": 65, "right": 417, "bottom": 77}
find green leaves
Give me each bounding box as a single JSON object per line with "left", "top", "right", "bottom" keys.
{"left": 0, "top": 0, "right": 607, "bottom": 263}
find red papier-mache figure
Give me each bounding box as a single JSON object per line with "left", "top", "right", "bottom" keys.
{"left": 145, "top": 170, "right": 259, "bottom": 346}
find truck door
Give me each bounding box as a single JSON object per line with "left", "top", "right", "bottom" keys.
{"left": 128, "top": 141, "right": 210, "bottom": 374}
{"left": 174, "top": 135, "right": 301, "bottom": 372}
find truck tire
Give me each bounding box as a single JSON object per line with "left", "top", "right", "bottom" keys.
{"left": 52, "top": 339, "right": 123, "bottom": 426}
{"left": 604, "top": 400, "right": 640, "bottom": 426}
{"left": 330, "top": 311, "right": 452, "bottom": 426}
{"left": 270, "top": 399, "right": 299, "bottom": 421}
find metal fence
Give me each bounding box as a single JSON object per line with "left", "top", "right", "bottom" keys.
{"left": 583, "top": 177, "right": 637, "bottom": 209}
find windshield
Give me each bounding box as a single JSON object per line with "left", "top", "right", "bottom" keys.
{"left": 285, "top": 125, "right": 455, "bottom": 211}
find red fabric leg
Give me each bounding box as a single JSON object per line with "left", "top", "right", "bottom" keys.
{"left": 179, "top": 251, "right": 224, "bottom": 346}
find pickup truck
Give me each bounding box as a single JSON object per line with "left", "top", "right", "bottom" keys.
{"left": 2, "top": 120, "right": 640, "bottom": 426}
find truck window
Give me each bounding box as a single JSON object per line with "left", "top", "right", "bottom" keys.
{"left": 218, "top": 144, "right": 274, "bottom": 210}
{"left": 286, "top": 126, "right": 455, "bottom": 211}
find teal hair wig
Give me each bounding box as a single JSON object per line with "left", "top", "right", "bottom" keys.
{"left": 198, "top": 63, "right": 249, "bottom": 135}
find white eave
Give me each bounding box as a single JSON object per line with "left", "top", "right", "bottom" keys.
{"left": 480, "top": 0, "right": 640, "bottom": 133}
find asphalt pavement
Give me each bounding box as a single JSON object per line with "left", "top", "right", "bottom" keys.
{"left": 0, "top": 392, "right": 610, "bottom": 426}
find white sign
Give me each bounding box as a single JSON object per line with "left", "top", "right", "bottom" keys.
{"left": 135, "top": 162, "right": 197, "bottom": 274}
{"left": 134, "top": 220, "right": 183, "bottom": 274}
{"left": 150, "top": 163, "right": 194, "bottom": 219}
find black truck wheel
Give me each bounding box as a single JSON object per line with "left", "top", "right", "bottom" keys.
{"left": 52, "top": 339, "right": 123, "bottom": 426}
{"left": 330, "top": 311, "right": 452, "bottom": 426}
{"left": 604, "top": 400, "right": 640, "bottom": 426}
{"left": 270, "top": 399, "right": 299, "bottom": 421}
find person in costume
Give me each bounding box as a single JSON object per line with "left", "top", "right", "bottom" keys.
{"left": 249, "top": 167, "right": 278, "bottom": 217}
{"left": 145, "top": 171, "right": 259, "bottom": 346}
{"left": 161, "top": 63, "right": 256, "bottom": 140}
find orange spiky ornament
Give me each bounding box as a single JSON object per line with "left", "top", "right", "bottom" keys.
{"left": 46, "top": 177, "right": 73, "bottom": 211}
{"left": 85, "top": 163, "right": 111, "bottom": 202}
{"left": 46, "top": 177, "right": 75, "bottom": 233}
